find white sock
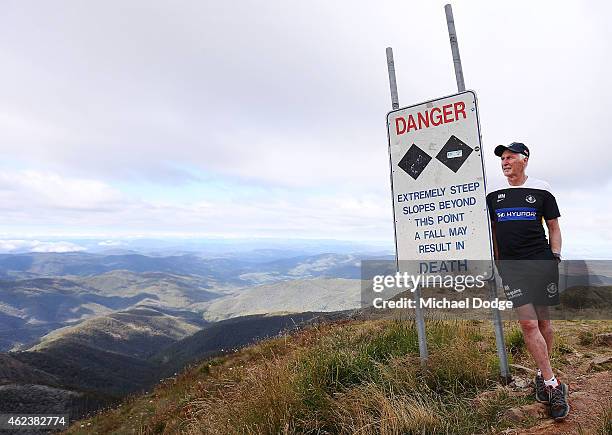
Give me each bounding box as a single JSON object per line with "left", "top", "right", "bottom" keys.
{"left": 544, "top": 376, "right": 558, "bottom": 388}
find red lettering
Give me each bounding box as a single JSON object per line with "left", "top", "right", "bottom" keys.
{"left": 407, "top": 114, "right": 417, "bottom": 132}
{"left": 417, "top": 111, "right": 429, "bottom": 129}
{"left": 395, "top": 117, "right": 406, "bottom": 135}
{"left": 442, "top": 104, "right": 453, "bottom": 123}
{"left": 430, "top": 107, "right": 442, "bottom": 126}
{"left": 396, "top": 101, "right": 465, "bottom": 134}
{"left": 454, "top": 101, "right": 466, "bottom": 120}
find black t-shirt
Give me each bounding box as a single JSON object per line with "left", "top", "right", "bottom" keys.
{"left": 486, "top": 177, "right": 560, "bottom": 259}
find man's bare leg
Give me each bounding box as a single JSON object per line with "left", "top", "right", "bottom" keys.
{"left": 516, "top": 303, "right": 553, "bottom": 379}
{"left": 535, "top": 305, "right": 553, "bottom": 356}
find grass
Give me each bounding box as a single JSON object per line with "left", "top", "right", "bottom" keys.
{"left": 578, "top": 326, "right": 611, "bottom": 347}
{"left": 70, "top": 319, "right": 527, "bottom": 434}
{"left": 67, "top": 317, "right": 612, "bottom": 435}
{"left": 176, "top": 319, "right": 517, "bottom": 434}
{"left": 505, "top": 327, "right": 525, "bottom": 354}
{"left": 577, "top": 399, "right": 612, "bottom": 435}
{"left": 578, "top": 330, "right": 597, "bottom": 346}
{"left": 595, "top": 401, "right": 612, "bottom": 435}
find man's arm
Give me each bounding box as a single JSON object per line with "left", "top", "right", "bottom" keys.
{"left": 545, "top": 218, "right": 562, "bottom": 256}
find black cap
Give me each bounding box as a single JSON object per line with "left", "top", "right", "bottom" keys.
{"left": 494, "top": 142, "right": 530, "bottom": 158}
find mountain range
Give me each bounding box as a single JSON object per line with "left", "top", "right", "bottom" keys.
{"left": 0, "top": 250, "right": 372, "bottom": 419}
{"left": 0, "top": 250, "right": 609, "bottom": 423}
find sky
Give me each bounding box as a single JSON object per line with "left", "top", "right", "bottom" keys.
{"left": 0, "top": 0, "right": 610, "bottom": 258}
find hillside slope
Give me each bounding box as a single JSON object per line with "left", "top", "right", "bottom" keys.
{"left": 0, "top": 353, "right": 60, "bottom": 386}
{"left": 202, "top": 278, "right": 361, "bottom": 321}
{"left": 0, "top": 271, "right": 221, "bottom": 351}
{"left": 30, "top": 305, "right": 206, "bottom": 359}
{"left": 152, "top": 312, "right": 328, "bottom": 375}
{"left": 65, "top": 315, "right": 612, "bottom": 434}
{"left": 1, "top": 310, "right": 333, "bottom": 422}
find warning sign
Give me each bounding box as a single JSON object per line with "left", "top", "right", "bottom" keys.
{"left": 386, "top": 91, "right": 493, "bottom": 279}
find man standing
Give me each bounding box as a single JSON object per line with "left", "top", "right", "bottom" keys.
{"left": 486, "top": 142, "right": 569, "bottom": 421}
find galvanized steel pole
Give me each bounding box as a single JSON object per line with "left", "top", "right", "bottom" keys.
{"left": 444, "top": 3, "right": 510, "bottom": 380}
{"left": 413, "top": 285, "right": 429, "bottom": 364}
{"left": 386, "top": 47, "right": 400, "bottom": 110}
{"left": 444, "top": 4, "right": 466, "bottom": 92}
{"left": 385, "top": 46, "right": 429, "bottom": 365}
{"left": 491, "top": 277, "right": 511, "bottom": 381}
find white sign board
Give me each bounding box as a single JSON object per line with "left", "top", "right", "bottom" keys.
{"left": 386, "top": 90, "right": 493, "bottom": 279}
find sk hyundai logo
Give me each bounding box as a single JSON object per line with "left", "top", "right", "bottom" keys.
{"left": 525, "top": 195, "right": 536, "bottom": 204}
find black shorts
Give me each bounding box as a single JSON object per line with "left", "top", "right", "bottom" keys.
{"left": 497, "top": 250, "right": 560, "bottom": 308}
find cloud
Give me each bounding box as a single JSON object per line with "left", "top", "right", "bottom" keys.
{"left": 0, "top": 1, "right": 609, "bottom": 258}
{"left": 1, "top": 1, "right": 609, "bottom": 190}
{"left": 0, "top": 163, "right": 609, "bottom": 257}
{"left": 98, "top": 240, "right": 124, "bottom": 247}
{"left": 0, "top": 240, "right": 86, "bottom": 253}
{"left": 0, "top": 169, "right": 392, "bottom": 240}
{"left": 0, "top": 170, "right": 126, "bottom": 212}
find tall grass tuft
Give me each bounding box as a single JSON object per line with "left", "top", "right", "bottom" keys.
{"left": 505, "top": 327, "right": 525, "bottom": 354}
{"left": 172, "top": 319, "right": 522, "bottom": 434}
{"left": 595, "top": 400, "right": 612, "bottom": 435}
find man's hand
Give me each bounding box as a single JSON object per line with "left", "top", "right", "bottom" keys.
{"left": 546, "top": 218, "right": 562, "bottom": 261}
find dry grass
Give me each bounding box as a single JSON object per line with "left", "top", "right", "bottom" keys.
{"left": 596, "top": 401, "right": 612, "bottom": 435}
{"left": 330, "top": 384, "right": 442, "bottom": 435}
{"left": 67, "top": 318, "right": 571, "bottom": 434}
{"left": 159, "top": 320, "right": 521, "bottom": 434}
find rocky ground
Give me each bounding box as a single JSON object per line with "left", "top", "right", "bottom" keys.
{"left": 487, "top": 330, "right": 612, "bottom": 434}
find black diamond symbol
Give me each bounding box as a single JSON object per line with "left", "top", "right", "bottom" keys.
{"left": 435, "top": 135, "right": 473, "bottom": 173}
{"left": 398, "top": 144, "right": 432, "bottom": 180}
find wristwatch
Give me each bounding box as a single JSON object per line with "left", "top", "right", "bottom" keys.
{"left": 552, "top": 252, "right": 561, "bottom": 263}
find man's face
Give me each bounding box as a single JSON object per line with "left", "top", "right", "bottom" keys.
{"left": 500, "top": 149, "right": 528, "bottom": 178}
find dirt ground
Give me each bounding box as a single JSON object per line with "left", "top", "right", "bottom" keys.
{"left": 501, "top": 323, "right": 611, "bottom": 434}
{"left": 511, "top": 370, "right": 611, "bottom": 434}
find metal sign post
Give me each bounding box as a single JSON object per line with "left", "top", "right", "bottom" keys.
{"left": 386, "top": 47, "right": 429, "bottom": 364}
{"left": 444, "top": 4, "right": 466, "bottom": 92}
{"left": 386, "top": 47, "right": 400, "bottom": 110}
{"left": 444, "top": 3, "right": 510, "bottom": 381}
{"left": 384, "top": 5, "right": 511, "bottom": 378}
